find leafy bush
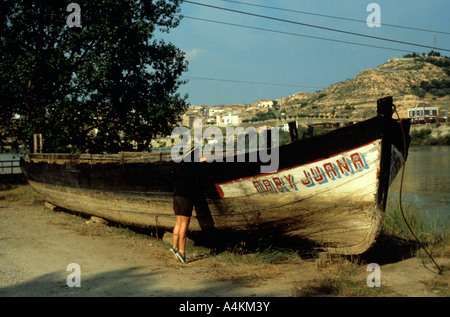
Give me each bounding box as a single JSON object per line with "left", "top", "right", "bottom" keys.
{"left": 411, "top": 86, "right": 426, "bottom": 98}
{"left": 412, "top": 79, "right": 450, "bottom": 98}
{"left": 410, "top": 128, "right": 432, "bottom": 145}
{"left": 410, "top": 126, "right": 450, "bottom": 145}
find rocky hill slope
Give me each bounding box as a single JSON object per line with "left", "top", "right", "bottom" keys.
{"left": 281, "top": 54, "right": 449, "bottom": 119}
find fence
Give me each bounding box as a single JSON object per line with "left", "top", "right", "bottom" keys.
{"left": 0, "top": 160, "right": 22, "bottom": 174}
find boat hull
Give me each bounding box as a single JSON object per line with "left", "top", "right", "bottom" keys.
{"left": 21, "top": 98, "right": 411, "bottom": 255}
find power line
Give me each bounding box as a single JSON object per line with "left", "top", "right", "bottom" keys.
{"left": 216, "top": 0, "right": 450, "bottom": 35}
{"left": 184, "top": 75, "right": 323, "bottom": 90}
{"left": 183, "top": 15, "right": 415, "bottom": 54}
{"left": 184, "top": 0, "right": 450, "bottom": 52}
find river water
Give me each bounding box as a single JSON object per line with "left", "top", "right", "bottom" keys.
{"left": 388, "top": 146, "right": 449, "bottom": 230}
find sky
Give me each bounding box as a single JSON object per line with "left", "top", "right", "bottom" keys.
{"left": 159, "top": 0, "right": 450, "bottom": 106}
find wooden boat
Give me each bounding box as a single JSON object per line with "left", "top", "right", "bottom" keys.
{"left": 21, "top": 97, "right": 411, "bottom": 255}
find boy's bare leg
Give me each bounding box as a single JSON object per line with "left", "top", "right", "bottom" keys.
{"left": 173, "top": 215, "right": 181, "bottom": 251}
{"left": 178, "top": 215, "right": 191, "bottom": 257}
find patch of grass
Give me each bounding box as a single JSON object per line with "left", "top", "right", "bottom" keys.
{"left": 420, "top": 268, "right": 450, "bottom": 296}
{"left": 382, "top": 204, "right": 450, "bottom": 258}
{"left": 383, "top": 204, "right": 427, "bottom": 239}
{"left": 206, "top": 257, "right": 282, "bottom": 288}
{"left": 0, "top": 184, "right": 43, "bottom": 204}
{"left": 204, "top": 246, "right": 302, "bottom": 287}
{"left": 295, "top": 260, "right": 394, "bottom": 297}
{"left": 255, "top": 248, "right": 302, "bottom": 264}
{"left": 212, "top": 244, "right": 303, "bottom": 265}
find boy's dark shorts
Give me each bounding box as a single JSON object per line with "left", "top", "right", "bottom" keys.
{"left": 173, "top": 195, "right": 194, "bottom": 217}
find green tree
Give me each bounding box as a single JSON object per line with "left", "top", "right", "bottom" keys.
{"left": 0, "top": 0, "right": 188, "bottom": 153}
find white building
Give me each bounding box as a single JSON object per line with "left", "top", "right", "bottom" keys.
{"left": 216, "top": 113, "right": 241, "bottom": 126}
{"left": 408, "top": 105, "right": 438, "bottom": 123}
{"left": 281, "top": 121, "right": 298, "bottom": 132}
{"left": 257, "top": 100, "right": 274, "bottom": 108}
{"left": 208, "top": 108, "right": 225, "bottom": 116}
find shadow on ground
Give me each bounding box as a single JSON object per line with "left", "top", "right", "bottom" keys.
{"left": 0, "top": 266, "right": 240, "bottom": 297}
{"left": 358, "top": 234, "right": 419, "bottom": 265}
{"left": 190, "top": 230, "right": 420, "bottom": 265}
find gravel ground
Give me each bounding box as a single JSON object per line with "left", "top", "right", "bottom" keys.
{"left": 0, "top": 199, "right": 448, "bottom": 298}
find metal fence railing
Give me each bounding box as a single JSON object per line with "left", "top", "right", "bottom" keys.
{"left": 0, "top": 160, "right": 22, "bottom": 174}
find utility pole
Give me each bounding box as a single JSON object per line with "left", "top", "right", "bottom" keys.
{"left": 33, "top": 134, "right": 42, "bottom": 153}
{"left": 446, "top": 97, "right": 448, "bottom": 123}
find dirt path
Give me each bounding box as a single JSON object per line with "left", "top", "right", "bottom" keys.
{"left": 0, "top": 200, "right": 448, "bottom": 297}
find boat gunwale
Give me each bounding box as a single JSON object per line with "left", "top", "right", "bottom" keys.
{"left": 22, "top": 115, "right": 400, "bottom": 166}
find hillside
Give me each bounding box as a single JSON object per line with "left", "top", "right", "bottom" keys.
{"left": 280, "top": 54, "right": 450, "bottom": 119}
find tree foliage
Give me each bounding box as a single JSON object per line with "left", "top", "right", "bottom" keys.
{"left": 0, "top": 0, "right": 189, "bottom": 153}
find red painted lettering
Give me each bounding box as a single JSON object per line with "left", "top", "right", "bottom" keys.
{"left": 337, "top": 158, "right": 352, "bottom": 175}
{"left": 272, "top": 177, "right": 286, "bottom": 192}
{"left": 350, "top": 153, "right": 366, "bottom": 170}
{"left": 284, "top": 175, "right": 296, "bottom": 189}
{"left": 252, "top": 181, "right": 264, "bottom": 193}
{"left": 324, "top": 162, "right": 339, "bottom": 179}
{"left": 301, "top": 170, "right": 314, "bottom": 186}
{"left": 262, "top": 179, "right": 275, "bottom": 192}
{"left": 311, "top": 166, "right": 325, "bottom": 182}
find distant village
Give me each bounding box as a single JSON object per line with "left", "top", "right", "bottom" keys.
{"left": 151, "top": 98, "right": 289, "bottom": 149}
{"left": 181, "top": 99, "right": 277, "bottom": 128}
{"left": 150, "top": 94, "right": 448, "bottom": 149}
